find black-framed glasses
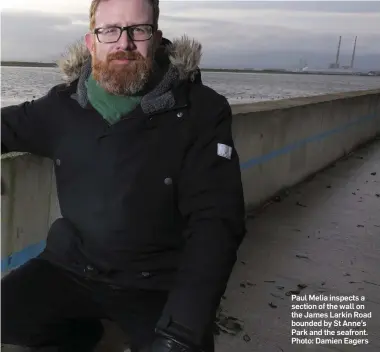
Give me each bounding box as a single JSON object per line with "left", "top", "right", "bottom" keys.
{"left": 94, "top": 24, "right": 154, "bottom": 43}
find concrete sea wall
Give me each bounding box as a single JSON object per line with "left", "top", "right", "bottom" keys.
{"left": 231, "top": 89, "right": 380, "bottom": 211}
{"left": 2, "top": 88, "right": 380, "bottom": 273}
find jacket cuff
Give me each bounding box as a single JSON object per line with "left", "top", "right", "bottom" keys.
{"left": 154, "top": 324, "right": 202, "bottom": 352}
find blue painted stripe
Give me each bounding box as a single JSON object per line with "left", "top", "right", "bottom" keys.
{"left": 1, "top": 240, "right": 46, "bottom": 272}
{"left": 240, "top": 113, "right": 376, "bottom": 170}
{"left": 1, "top": 112, "right": 378, "bottom": 273}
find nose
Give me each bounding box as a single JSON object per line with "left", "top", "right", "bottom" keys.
{"left": 116, "top": 29, "right": 135, "bottom": 50}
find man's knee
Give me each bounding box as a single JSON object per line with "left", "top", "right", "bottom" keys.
{"left": 1, "top": 319, "right": 104, "bottom": 351}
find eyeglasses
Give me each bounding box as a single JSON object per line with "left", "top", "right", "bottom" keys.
{"left": 94, "top": 24, "right": 154, "bottom": 43}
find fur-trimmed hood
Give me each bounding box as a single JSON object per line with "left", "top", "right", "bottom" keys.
{"left": 56, "top": 35, "right": 202, "bottom": 115}
{"left": 57, "top": 35, "right": 202, "bottom": 84}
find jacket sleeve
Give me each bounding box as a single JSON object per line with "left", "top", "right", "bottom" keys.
{"left": 1, "top": 90, "right": 55, "bottom": 158}
{"left": 156, "top": 97, "right": 246, "bottom": 346}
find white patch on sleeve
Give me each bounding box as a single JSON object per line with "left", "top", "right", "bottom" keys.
{"left": 217, "top": 143, "right": 232, "bottom": 160}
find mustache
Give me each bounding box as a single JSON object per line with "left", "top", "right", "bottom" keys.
{"left": 107, "top": 51, "right": 144, "bottom": 61}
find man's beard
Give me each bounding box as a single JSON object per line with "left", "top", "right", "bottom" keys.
{"left": 92, "top": 50, "right": 153, "bottom": 96}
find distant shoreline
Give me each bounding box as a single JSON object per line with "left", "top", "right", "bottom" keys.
{"left": 1, "top": 61, "right": 58, "bottom": 68}
{"left": 1, "top": 61, "right": 378, "bottom": 76}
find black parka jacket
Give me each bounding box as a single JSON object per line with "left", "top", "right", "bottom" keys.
{"left": 1, "top": 36, "right": 246, "bottom": 345}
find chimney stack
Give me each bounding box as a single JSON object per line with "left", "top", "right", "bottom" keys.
{"left": 350, "top": 36, "right": 357, "bottom": 69}
{"left": 335, "top": 36, "right": 342, "bottom": 68}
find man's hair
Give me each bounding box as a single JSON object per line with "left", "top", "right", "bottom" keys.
{"left": 89, "top": 0, "right": 160, "bottom": 31}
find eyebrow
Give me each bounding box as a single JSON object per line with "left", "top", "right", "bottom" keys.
{"left": 100, "top": 23, "right": 120, "bottom": 28}
{"left": 98, "top": 22, "right": 147, "bottom": 28}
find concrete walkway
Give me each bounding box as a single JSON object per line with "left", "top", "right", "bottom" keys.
{"left": 215, "top": 137, "right": 380, "bottom": 352}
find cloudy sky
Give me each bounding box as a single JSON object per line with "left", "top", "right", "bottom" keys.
{"left": 1, "top": 1, "right": 380, "bottom": 70}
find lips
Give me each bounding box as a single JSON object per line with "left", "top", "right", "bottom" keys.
{"left": 110, "top": 58, "right": 136, "bottom": 65}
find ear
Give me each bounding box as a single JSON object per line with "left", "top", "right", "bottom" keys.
{"left": 85, "top": 32, "right": 95, "bottom": 54}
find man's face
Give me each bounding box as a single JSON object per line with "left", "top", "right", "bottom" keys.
{"left": 85, "top": 0, "right": 162, "bottom": 95}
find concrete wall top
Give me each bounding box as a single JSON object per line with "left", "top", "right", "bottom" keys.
{"left": 1, "top": 152, "right": 28, "bottom": 160}
{"left": 231, "top": 88, "right": 380, "bottom": 115}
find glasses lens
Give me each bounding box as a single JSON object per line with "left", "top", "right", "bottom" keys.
{"left": 97, "top": 27, "right": 121, "bottom": 43}
{"left": 129, "top": 25, "right": 152, "bottom": 41}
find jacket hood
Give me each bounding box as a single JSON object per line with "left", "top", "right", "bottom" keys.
{"left": 57, "top": 35, "right": 202, "bottom": 84}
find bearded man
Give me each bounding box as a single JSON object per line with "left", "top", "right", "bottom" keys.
{"left": 1, "top": 0, "right": 246, "bottom": 351}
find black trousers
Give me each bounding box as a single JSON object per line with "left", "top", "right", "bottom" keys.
{"left": 1, "top": 258, "right": 215, "bottom": 352}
